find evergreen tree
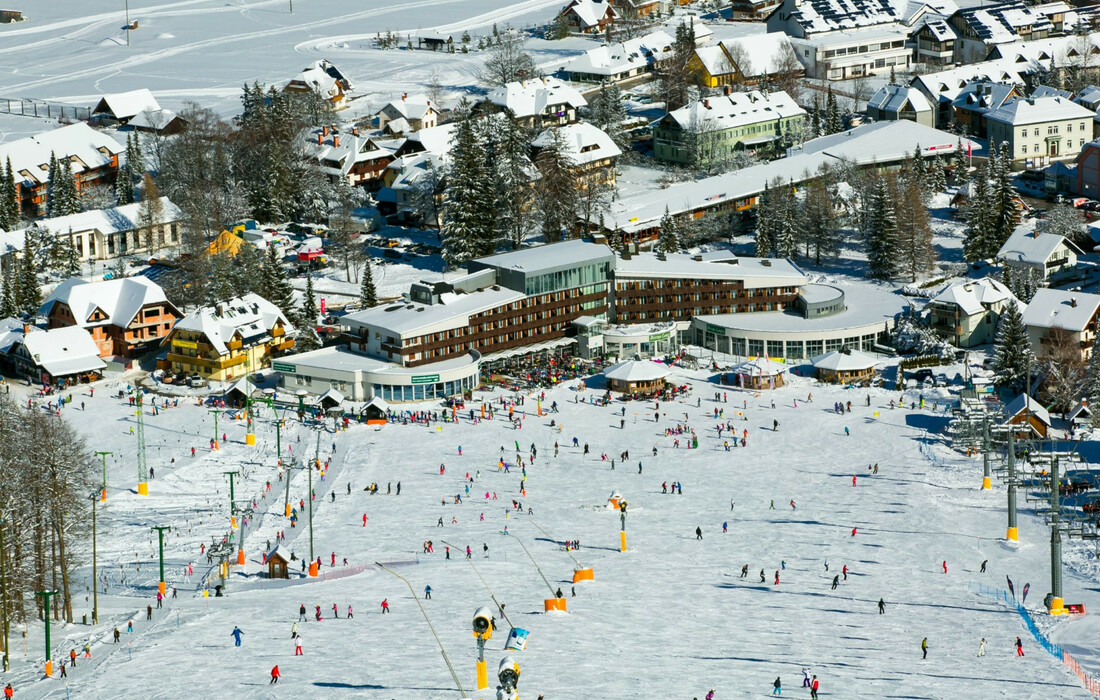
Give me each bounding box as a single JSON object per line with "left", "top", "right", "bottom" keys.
{"left": 755, "top": 182, "right": 777, "bottom": 257}
{"left": 990, "top": 142, "right": 1019, "bottom": 251}
{"left": 803, "top": 179, "right": 838, "bottom": 264}
{"left": 45, "top": 152, "right": 59, "bottom": 217}
{"left": 992, "top": 301, "right": 1031, "bottom": 392}
{"left": 359, "top": 261, "right": 378, "bottom": 308}
{"left": 0, "top": 158, "right": 19, "bottom": 230}
{"left": 586, "top": 83, "right": 629, "bottom": 153}
{"left": 928, "top": 155, "right": 947, "bottom": 194}
{"left": 441, "top": 100, "right": 493, "bottom": 268}
{"left": 488, "top": 115, "right": 533, "bottom": 250}
{"left": 296, "top": 274, "right": 321, "bottom": 351}
{"left": 61, "top": 236, "right": 81, "bottom": 279}
{"left": 896, "top": 177, "right": 935, "bottom": 282}
{"left": 824, "top": 88, "right": 842, "bottom": 135}
{"left": 774, "top": 183, "right": 799, "bottom": 258}
{"left": 1086, "top": 332, "right": 1100, "bottom": 427}
{"left": 1004, "top": 265, "right": 1039, "bottom": 304}
{"left": 17, "top": 231, "right": 40, "bottom": 315}
{"left": 963, "top": 155, "right": 995, "bottom": 262}
{"left": 657, "top": 206, "right": 680, "bottom": 254}
{"left": 865, "top": 177, "right": 898, "bottom": 280}
{"left": 0, "top": 261, "right": 15, "bottom": 319}
{"left": 534, "top": 128, "right": 577, "bottom": 243}
{"left": 116, "top": 134, "right": 137, "bottom": 205}
{"left": 54, "top": 159, "right": 79, "bottom": 216}
{"left": 261, "top": 244, "right": 297, "bottom": 323}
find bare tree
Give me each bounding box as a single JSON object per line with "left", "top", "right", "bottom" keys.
{"left": 1041, "top": 327, "right": 1088, "bottom": 413}
{"left": 139, "top": 173, "right": 166, "bottom": 258}
{"left": 769, "top": 41, "right": 805, "bottom": 105}
{"left": 724, "top": 41, "right": 753, "bottom": 87}
{"left": 851, "top": 75, "right": 872, "bottom": 112}
{"left": 480, "top": 29, "right": 538, "bottom": 86}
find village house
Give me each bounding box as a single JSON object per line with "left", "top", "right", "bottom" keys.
{"left": 985, "top": 95, "right": 1097, "bottom": 168}
{"left": 701, "top": 35, "right": 803, "bottom": 87}
{"left": 0, "top": 122, "right": 124, "bottom": 216}
{"left": 1001, "top": 393, "right": 1052, "bottom": 439}
{"left": 284, "top": 59, "right": 354, "bottom": 110}
{"left": 909, "top": 60, "right": 1032, "bottom": 127}
{"left": 532, "top": 122, "right": 622, "bottom": 187}
{"left": 565, "top": 30, "right": 674, "bottom": 84}
{"left": 1021, "top": 288, "right": 1100, "bottom": 360}
{"left": 559, "top": 0, "right": 619, "bottom": 34}
{"left": 375, "top": 94, "right": 442, "bottom": 134}
{"left": 927, "top": 277, "right": 1022, "bottom": 347}
{"left": 951, "top": 81, "right": 1022, "bottom": 138}
{"left": 1069, "top": 139, "right": 1100, "bottom": 198}
{"left": 0, "top": 197, "right": 182, "bottom": 262}
{"left": 482, "top": 77, "right": 587, "bottom": 129}
{"left": 998, "top": 221, "right": 1084, "bottom": 283}
{"left": 161, "top": 293, "right": 296, "bottom": 382}
{"left": 300, "top": 125, "right": 394, "bottom": 189}
{"left": 732, "top": 0, "right": 782, "bottom": 21}
{"left": 91, "top": 89, "right": 161, "bottom": 126}
{"left": 652, "top": 90, "right": 806, "bottom": 166}
{"left": 911, "top": 18, "right": 958, "bottom": 66}
{"left": 7, "top": 325, "right": 106, "bottom": 387}
{"left": 866, "top": 83, "right": 934, "bottom": 127}
{"left": 39, "top": 276, "right": 181, "bottom": 359}
{"left": 948, "top": 3, "right": 1053, "bottom": 64}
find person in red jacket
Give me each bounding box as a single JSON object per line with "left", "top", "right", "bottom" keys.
{"left": 270, "top": 665, "right": 280, "bottom": 684}
{"left": 811, "top": 675, "right": 819, "bottom": 699}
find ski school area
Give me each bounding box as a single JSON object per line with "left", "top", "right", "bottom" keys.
{"left": 6, "top": 358, "right": 1100, "bottom": 699}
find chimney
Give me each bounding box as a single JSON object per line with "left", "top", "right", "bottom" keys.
{"left": 723, "top": 85, "right": 732, "bottom": 96}
{"left": 352, "top": 127, "right": 359, "bottom": 136}
{"left": 322, "top": 126, "right": 329, "bottom": 136}
{"left": 426, "top": 99, "right": 431, "bottom": 107}
{"left": 318, "top": 133, "right": 323, "bottom": 145}
{"left": 333, "top": 135, "right": 340, "bottom": 147}
{"left": 704, "top": 99, "right": 710, "bottom": 109}
{"left": 1072, "top": 297, "right": 1078, "bottom": 308}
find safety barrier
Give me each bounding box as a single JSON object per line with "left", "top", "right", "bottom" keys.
{"left": 968, "top": 582, "right": 1100, "bottom": 696}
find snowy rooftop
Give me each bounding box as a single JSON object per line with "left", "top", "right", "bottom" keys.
{"left": 868, "top": 84, "right": 932, "bottom": 114}
{"left": 718, "top": 35, "right": 795, "bottom": 78}
{"left": 910, "top": 60, "right": 1034, "bottom": 103}
{"left": 343, "top": 287, "right": 526, "bottom": 338}
{"left": 532, "top": 122, "right": 622, "bottom": 166}
{"left": 0, "top": 197, "right": 181, "bottom": 252}
{"left": 39, "top": 276, "right": 177, "bottom": 330}
{"left": 985, "top": 95, "right": 1095, "bottom": 127}
{"left": 1021, "top": 287, "right": 1100, "bottom": 332}
{"left": 811, "top": 349, "right": 878, "bottom": 371}
{"left": 1003, "top": 393, "right": 1051, "bottom": 426}
{"left": 92, "top": 88, "right": 161, "bottom": 120}
{"left": 698, "top": 283, "right": 907, "bottom": 333}
{"left": 173, "top": 293, "right": 293, "bottom": 356}
{"left": 615, "top": 253, "right": 807, "bottom": 287}
{"left": 563, "top": 0, "right": 618, "bottom": 28}
{"left": 286, "top": 59, "right": 352, "bottom": 98}
{"left": 603, "top": 359, "right": 671, "bottom": 383}
{"left": 405, "top": 123, "right": 458, "bottom": 158}
{"left": 929, "top": 277, "right": 1019, "bottom": 317}
{"left": 0, "top": 122, "right": 123, "bottom": 188}
{"left": 565, "top": 30, "right": 674, "bottom": 78}
{"left": 951, "top": 81, "right": 1019, "bottom": 113}
{"left": 734, "top": 356, "right": 786, "bottom": 376}
{"left": 485, "top": 77, "right": 587, "bottom": 119}
{"left": 19, "top": 325, "right": 106, "bottom": 377}
{"left": 470, "top": 239, "right": 615, "bottom": 276}
{"left": 955, "top": 3, "right": 1053, "bottom": 45}
{"left": 998, "top": 220, "right": 1080, "bottom": 266}
{"left": 985, "top": 32, "right": 1100, "bottom": 68}
{"left": 786, "top": 0, "right": 904, "bottom": 35}
{"left": 377, "top": 94, "right": 437, "bottom": 122}
{"left": 664, "top": 90, "right": 805, "bottom": 132}
{"left": 693, "top": 45, "right": 734, "bottom": 78}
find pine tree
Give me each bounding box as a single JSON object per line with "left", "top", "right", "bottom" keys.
{"left": 0, "top": 158, "right": 19, "bottom": 230}
{"left": 54, "top": 159, "right": 79, "bottom": 216}
{"left": 1004, "top": 265, "right": 1039, "bottom": 304}
{"left": 262, "top": 244, "right": 297, "bottom": 324}
{"left": 441, "top": 100, "right": 493, "bottom": 268}
{"left": 0, "top": 262, "right": 15, "bottom": 319}
{"left": 657, "top": 206, "right": 680, "bottom": 254}
{"left": 928, "top": 155, "right": 947, "bottom": 195}
{"left": 963, "top": 156, "right": 995, "bottom": 262}
{"left": 586, "top": 83, "right": 629, "bottom": 152}
{"left": 359, "top": 261, "right": 378, "bottom": 308}
{"left": 488, "top": 115, "right": 533, "bottom": 250}
{"left": 534, "top": 128, "right": 577, "bottom": 244}
{"left": 824, "top": 88, "right": 842, "bottom": 135}
{"left": 896, "top": 177, "right": 935, "bottom": 282}
{"left": 61, "top": 235, "right": 81, "bottom": 278}
{"left": 990, "top": 142, "right": 1019, "bottom": 252}
{"left": 17, "top": 231, "right": 41, "bottom": 315}
{"left": 952, "top": 137, "right": 968, "bottom": 183}
{"left": 803, "top": 179, "right": 838, "bottom": 265}
{"left": 45, "top": 152, "right": 59, "bottom": 217}
{"left": 115, "top": 134, "right": 136, "bottom": 206}
{"left": 865, "top": 177, "right": 898, "bottom": 280}
{"left": 755, "top": 182, "right": 777, "bottom": 257}
{"left": 774, "top": 183, "right": 799, "bottom": 258}
{"left": 296, "top": 273, "right": 321, "bottom": 351}
{"left": 992, "top": 301, "right": 1031, "bottom": 392}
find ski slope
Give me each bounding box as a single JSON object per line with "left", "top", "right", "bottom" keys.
{"left": 3, "top": 364, "right": 1098, "bottom": 698}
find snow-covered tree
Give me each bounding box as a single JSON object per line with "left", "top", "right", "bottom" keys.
{"left": 534, "top": 128, "right": 577, "bottom": 243}
{"left": 992, "top": 300, "right": 1031, "bottom": 392}
{"left": 296, "top": 274, "right": 322, "bottom": 352}
{"left": 1086, "top": 332, "right": 1100, "bottom": 426}
{"left": 824, "top": 88, "right": 842, "bottom": 135}
{"left": 261, "top": 244, "right": 297, "bottom": 325}
{"left": 1003, "top": 265, "right": 1039, "bottom": 304}
{"left": 1040, "top": 203, "right": 1085, "bottom": 243}
{"left": 657, "top": 207, "right": 680, "bottom": 254}
{"left": 585, "top": 83, "right": 629, "bottom": 153}
{"left": 487, "top": 115, "right": 533, "bottom": 250}
{"left": 359, "top": 261, "right": 378, "bottom": 308}
{"left": 896, "top": 177, "right": 936, "bottom": 282}
{"left": 16, "top": 229, "right": 41, "bottom": 315}
{"left": 441, "top": 100, "right": 494, "bottom": 268}
{"left": 803, "top": 180, "right": 838, "bottom": 265}
{"left": 755, "top": 182, "right": 778, "bottom": 257}
{"left": 865, "top": 177, "right": 898, "bottom": 280}
{"left": 0, "top": 158, "right": 19, "bottom": 230}
{"left": 963, "top": 158, "right": 996, "bottom": 262}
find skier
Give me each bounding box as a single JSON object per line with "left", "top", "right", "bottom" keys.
{"left": 831, "top": 575, "right": 839, "bottom": 590}
{"left": 921, "top": 637, "right": 928, "bottom": 659}
{"left": 740, "top": 564, "right": 748, "bottom": 578}
{"left": 774, "top": 570, "right": 780, "bottom": 585}
{"left": 231, "top": 626, "right": 243, "bottom": 647}
{"left": 270, "top": 666, "right": 280, "bottom": 684}
{"left": 980, "top": 560, "right": 987, "bottom": 573}
{"left": 299, "top": 604, "right": 306, "bottom": 622}
{"left": 978, "top": 638, "right": 986, "bottom": 657}
{"left": 942, "top": 560, "right": 947, "bottom": 574}
{"left": 878, "top": 598, "right": 885, "bottom": 614}
{"left": 802, "top": 668, "right": 811, "bottom": 687}
{"left": 773, "top": 419, "right": 778, "bottom": 432}
{"left": 291, "top": 622, "right": 297, "bottom": 639}
{"left": 113, "top": 628, "right": 120, "bottom": 643}
{"left": 295, "top": 636, "right": 303, "bottom": 656}
{"left": 759, "top": 569, "right": 766, "bottom": 583}
{"left": 424, "top": 585, "right": 432, "bottom": 600}
{"left": 696, "top": 526, "right": 702, "bottom": 540}
{"left": 381, "top": 599, "right": 389, "bottom": 614}
{"left": 810, "top": 675, "right": 819, "bottom": 700}
{"left": 772, "top": 677, "right": 782, "bottom": 695}
{"left": 1016, "top": 636, "right": 1024, "bottom": 657}
{"left": 842, "top": 564, "right": 848, "bottom": 581}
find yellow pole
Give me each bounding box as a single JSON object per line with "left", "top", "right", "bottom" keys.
{"left": 476, "top": 659, "right": 488, "bottom": 690}
{"left": 620, "top": 531, "right": 626, "bottom": 552}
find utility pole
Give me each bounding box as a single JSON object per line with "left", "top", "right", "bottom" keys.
{"left": 1050, "top": 454, "right": 1064, "bottom": 615}
{"left": 125, "top": 0, "right": 130, "bottom": 46}
{"left": 981, "top": 413, "right": 991, "bottom": 490}
{"left": 1006, "top": 428, "right": 1018, "bottom": 541}
{"left": 35, "top": 590, "right": 57, "bottom": 677}
{"left": 90, "top": 493, "right": 99, "bottom": 624}
{"left": 134, "top": 391, "right": 148, "bottom": 495}
{"left": 0, "top": 514, "right": 8, "bottom": 672}
{"left": 209, "top": 409, "right": 221, "bottom": 449}
{"left": 95, "top": 451, "right": 112, "bottom": 502}
{"left": 151, "top": 526, "right": 171, "bottom": 596}
{"left": 223, "top": 471, "right": 238, "bottom": 530}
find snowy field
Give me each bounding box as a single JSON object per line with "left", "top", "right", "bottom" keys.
{"left": 2, "top": 365, "right": 1099, "bottom": 698}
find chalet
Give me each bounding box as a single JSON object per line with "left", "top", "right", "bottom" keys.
{"left": 948, "top": 3, "right": 1053, "bottom": 64}
{"left": 0, "top": 197, "right": 182, "bottom": 262}
{"left": 300, "top": 125, "right": 394, "bottom": 188}
{"left": 1001, "top": 393, "right": 1051, "bottom": 439}
{"left": 811, "top": 348, "right": 878, "bottom": 384}
{"left": 0, "top": 122, "right": 123, "bottom": 216}
{"left": 126, "top": 108, "right": 188, "bottom": 135}
{"left": 560, "top": 0, "right": 618, "bottom": 34}
{"left": 912, "top": 19, "right": 957, "bottom": 66}
{"left": 689, "top": 45, "right": 737, "bottom": 88}
{"left": 951, "top": 81, "right": 1022, "bottom": 138}
{"left": 7, "top": 326, "right": 106, "bottom": 388}
{"left": 39, "top": 276, "right": 180, "bottom": 358}
{"left": 376, "top": 94, "right": 442, "bottom": 134}
{"left": 1021, "top": 288, "right": 1100, "bottom": 360}
{"left": 162, "top": 293, "right": 296, "bottom": 382}
{"left": 483, "top": 77, "right": 587, "bottom": 128}
{"left": 705, "top": 35, "right": 803, "bottom": 86}
{"left": 565, "top": 30, "right": 674, "bottom": 84}
{"left": 998, "top": 221, "right": 1084, "bottom": 283}
{"left": 532, "top": 122, "right": 622, "bottom": 187}
{"left": 909, "top": 60, "right": 1033, "bottom": 127}
{"left": 732, "top": 0, "right": 782, "bottom": 21}
{"left": 866, "top": 84, "right": 934, "bottom": 127}
{"left": 614, "top": 0, "right": 662, "bottom": 18}
{"left": 284, "top": 60, "right": 354, "bottom": 110}
{"left": 92, "top": 89, "right": 161, "bottom": 126}
{"left": 927, "top": 278, "right": 1022, "bottom": 347}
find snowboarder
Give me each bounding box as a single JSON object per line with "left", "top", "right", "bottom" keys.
{"left": 921, "top": 637, "right": 928, "bottom": 659}
{"left": 772, "top": 677, "right": 782, "bottom": 695}
{"left": 878, "top": 598, "right": 885, "bottom": 614}
{"left": 270, "top": 666, "right": 280, "bottom": 684}
{"left": 295, "top": 636, "right": 303, "bottom": 655}
{"left": 696, "top": 526, "right": 702, "bottom": 540}
{"left": 978, "top": 638, "right": 986, "bottom": 657}
{"left": 231, "top": 626, "right": 243, "bottom": 646}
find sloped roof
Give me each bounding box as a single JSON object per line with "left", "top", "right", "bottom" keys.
{"left": 0, "top": 122, "right": 124, "bottom": 188}
{"left": 207, "top": 229, "right": 245, "bottom": 257}
{"left": 1003, "top": 393, "right": 1051, "bottom": 426}
{"left": 379, "top": 94, "right": 437, "bottom": 121}
{"left": 172, "top": 293, "right": 294, "bottom": 356}
{"left": 986, "top": 95, "right": 1095, "bottom": 126}
{"left": 720, "top": 35, "right": 798, "bottom": 78}
{"left": 92, "top": 89, "right": 161, "bottom": 120}
{"left": 910, "top": 60, "right": 1032, "bottom": 104}
{"left": 19, "top": 326, "right": 106, "bottom": 377}
{"left": 126, "top": 108, "right": 183, "bottom": 132}
{"left": 314, "top": 387, "right": 345, "bottom": 407}
{"left": 562, "top": 0, "right": 618, "bottom": 27}
{"left": 300, "top": 127, "right": 392, "bottom": 178}
{"left": 955, "top": 3, "right": 1054, "bottom": 45}
{"left": 0, "top": 318, "right": 23, "bottom": 355}
{"left": 929, "top": 277, "right": 1019, "bottom": 316}
{"left": 405, "top": 123, "right": 458, "bottom": 157}
{"left": 532, "top": 122, "right": 621, "bottom": 166}
{"left": 786, "top": 0, "right": 904, "bottom": 35}
{"left": 603, "top": 359, "right": 671, "bottom": 382}
{"left": 694, "top": 45, "right": 734, "bottom": 77}
{"left": 999, "top": 221, "right": 1081, "bottom": 266}
{"left": 811, "top": 349, "right": 878, "bottom": 371}
{"left": 868, "top": 84, "right": 933, "bottom": 114}
{"left": 566, "top": 30, "right": 674, "bottom": 78}
{"left": 485, "top": 77, "right": 587, "bottom": 119}
{"left": 1021, "top": 288, "right": 1100, "bottom": 332}
{"left": 286, "top": 59, "right": 353, "bottom": 98}
{"left": 951, "top": 81, "right": 1018, "bottom": 113}
{"left": 735, "top": 356, "right": 787, "bottom": 376}
{"left": 664, "top": 90, "right": 805, "bottom": 131}
{"left": 0, "top": 197, "right": 181, "bottom": 253}
{"left": 39, "top": 276, "right": 176, "bottom": 329}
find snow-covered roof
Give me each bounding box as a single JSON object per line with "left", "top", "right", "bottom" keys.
{"left": 951, "top": 81, "right": 1019, "bottom": 113}
{"left": 910, "top": 60, "right": 1032, "bottom": 103}
{"left": 694, "top": 45, "right": 734, "bottom": 77}
{"left": 1030, "top": 85, "right": 1073, "bottom": 100}
{"left": 344, "top": 286, "right": 526, "bottom": 338}
{"left": 1021, "top": 288, "right": 1100, "bottom": 332}
{"left": 603, "top": 359, "right": 671, "bottom": 382}
{"left": 361, "top": 395, "right": 389, "bottom": 412}
{"left": 785, "top": 0, "right": 904, "bottom": 35}
{"left": 1002, "top": 393, "right": 1051, "bottom": 426}
{"left": 615, "top": 252, "right": 807, "bottom": 288}
{"left": 954, "top": 3, "right": 1053, "bottom": 45}
{"left": 0, "top": 122, "right": 124, "bottom": 188}
{"left": 562, "top": 0, "right": 618, "bottom": 28}
{"left": 378, "top": 94, "right": 437, "bottom": 122}
{"left": 532, "top": 122, "right": 621, "bottom": 166}
{"left": 734, "top": 356, "right": 787, "bottom": 376}
{"left": 1068, "top": 400, "right": 1091, "bottom": 421}
{"left": 19, "top": 326, "right": 106, "bottom": 377}
{"left": 0, "top": 318, "right": 23, "bottom": 355}
{"left": 0, "top": 197, "right": 181, "bottom": 254}
{"left": 719, "top": 35, "right": 797, "bottom": 78}
{"left": 565, "top": 30, "right": 674, "bottom": 78}
{"left": 918, "top": 18, "right": 957, "bottom": 42}
{"left": 985, "top": 32, "right": 1100, "bottom": 67}
{"left": 485, "top": 77, "right": 587, "bottom": 119}
{"left": 811, "top": 349, "right": 878, "bottom": 371}
{"left": 471, "top": 239, "right": 615, "bottom": 275}
{"left": 300, "top": 127, "right": 392, "bottom": 179}
{"left": 929, "top": 277, "right": 1019, "bottom": 316}
{"left": 405, "top": 123, "right": 458, "bottom": 158}
{"left": 986, "top": 95, "right": 1095, "bottom": 127}
{"left": 868, "top": 84, "right": 933, "bottom": 114}
{"left": 173, "top": 293, "right": 294, "bottom": 356}
{"left": 92, "top": 89, "right": 161, "bottom": 120}
{"left": 998, "top": 221, "right": 1079, "bottom": 266}
{"left": 286, "top": 59, "right": 353, "bottom": 98}
{"left": 39, "top": 276, "right": 176, "bottom": 330}
{"left": 126, "top": 108, "right": 183, "bottom": 132}
{"left": 664, "top": 90, "right": 805, "bottom": 132}
{"left": 1076, "top": 85, "right": 1100, "bottom": 107}
{"left": 314, "top": 387, "right": 345, "bottom": 407}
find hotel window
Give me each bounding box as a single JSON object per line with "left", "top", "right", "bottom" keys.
{"left": 1022, "top": 145, "right": 1028, "bottom": 154}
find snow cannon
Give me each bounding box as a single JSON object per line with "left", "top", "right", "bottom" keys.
{"left": 608, "top": 492, "right": 623, "bottom": 509}
{"left": 472, "top": 606, "right": 494, "bottom": 642}
{"left": 572, "top": 566, "right": 594, "bottom": 583}
{"left": 497, "top": 656, "right": 520, "bottom": 699}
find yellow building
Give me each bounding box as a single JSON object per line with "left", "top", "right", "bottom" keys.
{"left": 688, "top": 44, "right": 736, "bottom": 88}
{"left": 162, "top": 293, "right": 296, "bottom": 381}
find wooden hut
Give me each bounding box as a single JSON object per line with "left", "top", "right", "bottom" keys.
{"left": 1002, "top": 394, "right": 1051, "bottom": 439}
{"left": 728, "top": 357, "right": 786, "bottom": 390}
{"left": 602, "top": 360, "right": 670, "bottom": 394}
{"left": 266, "top": 545, "right": 290, "bottom": 579}
{"left": 812, "top": 349, "right": 877, "bottom": 384}
{"left": 361, "top": 396, "right": 389, "bottom": 425}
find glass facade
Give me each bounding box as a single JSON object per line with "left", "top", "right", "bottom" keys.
{"left": 372, "top": 373, "right": 479, "bottom": 403}
{"left": 524, "top": 263, "right": 611, "bottom": 296}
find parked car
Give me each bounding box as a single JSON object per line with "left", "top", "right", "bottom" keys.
{"left": 188, "top": 375, "right": 207, "bottom": 388}
{"left": 909, "top": 368, "right": 935, "bottom": 381}
{"left": 935, "top": 373, "right": 948, "bottom": 387}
